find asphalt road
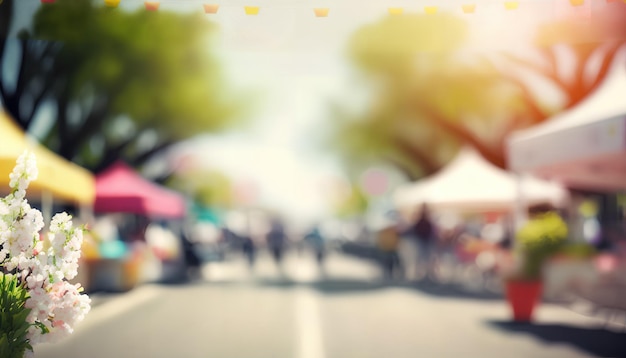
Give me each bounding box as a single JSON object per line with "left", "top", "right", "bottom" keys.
{"left": 33, "top": 249, "right": 626, "bottom": 358}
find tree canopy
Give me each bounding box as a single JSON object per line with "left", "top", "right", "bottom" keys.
{"left": 0, "top": 0, "right": 246, "bottom": 173}
{"left": 330, "top": 7, "right": 626, "bottom": 181}
{"left": 166, "top": 167, "right": 234, "bottom": 209}
{"left": 332, "top": 13, "right": 524, "bottom": 180}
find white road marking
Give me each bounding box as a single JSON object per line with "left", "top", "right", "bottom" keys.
{"left": 75, "top": 284, "right": 161, "bottom": 335}
{"left": 33, "top": 284, "right": 161, "bottom": 355}
{"left": 295, "top": 288, "right": 325, "bottom": 358}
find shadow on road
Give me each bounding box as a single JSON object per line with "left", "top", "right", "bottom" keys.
{"left": 227, "top": 276, "right": 506, "bottom": 301}
{"left": 486, "top": 320, "right": 626, "bottom": 357}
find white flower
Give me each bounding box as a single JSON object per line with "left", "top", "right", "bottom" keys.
{"left": 1, "top": 151, "right": 90, "bottom": 352}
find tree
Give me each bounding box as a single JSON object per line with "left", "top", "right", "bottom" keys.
{"left": 330, "top": 7, "right": 626, "bottom": 180}
{"left": 166, "top": 168, "right": 234, "bottom": 209}
{"left": 331, "top": 13, "right": 523, "bottom": 179}
{"left": 495, "top": 4, "right": 626, "bottom": 130}
{"left": 0, "top": 0, "right": 245, "bottom": 173}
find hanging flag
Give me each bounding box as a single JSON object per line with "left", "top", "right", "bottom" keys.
{"left": 41, "top": 0, "right": 55, "bottom": 3}
{"left": 569, "top": 0, "right": 584, "bottom": 5}
{"left": 314, "top": 8, "right": 329, "bottom": 17}
{"left": 144, "top": 1, "right": 159, "bottom": 10}
{"left": 104, "top": 0, "right": 120, "bottom": 7}
{"left": 244, "top": 6, "right": 259, "bottom": 15}
{"left": 203, "top": 4, "right": 219, "bottom": 13}
{"left": 388, "top": 7, "right": 404, "bottom": 15}
{"left": 504, "top": 1, "right": 518, "bottom": 9}
{"left": 461, "top": 4, "right": 476, "bottom": 13}
{"left": 424, "top": 6, "right": 438, "bottom": 14}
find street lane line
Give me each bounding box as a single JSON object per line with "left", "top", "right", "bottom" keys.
{"left": 295, "top": 288, "right": 325, "bottom": 358}
{"left": 76, "top": 284, "right": 161, "bottom": 334}
{"left": 33, "top": 284, "right": 162, "bottom": 355}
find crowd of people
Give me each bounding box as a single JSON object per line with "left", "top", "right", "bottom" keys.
{"left": 178, "top": 203, "right": 584, "bottom": 293}
{"left": 373, "top": 203, "right": 516, "bottom": 287}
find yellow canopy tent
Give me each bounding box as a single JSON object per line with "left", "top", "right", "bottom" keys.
{"left": 0, "top": 110, "right": 95, "bottom": 205}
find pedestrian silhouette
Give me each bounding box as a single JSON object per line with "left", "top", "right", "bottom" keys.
{"left": 305, "top": 225, "right": 327, "bottom": 273}
{"left": 409, "top": 203, "right": 437, "bottom": 280}
{"left": 267, "top": 218, "right": 287, "bottom": 268}
{"left": 377, "top": 222, "right": 402, "bottom": 280}
{"left": 241, "top": 235, "right": 256, "bottom": 270}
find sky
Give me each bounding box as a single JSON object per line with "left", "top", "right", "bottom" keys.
{"left": 160, "top": 1, "right": 390, "bottom": 222}
{"left": 164, "top": 0, "right": 554, "bottom": 222}
{"left": 8, "top": 0, "right": 585, "bottom": 223}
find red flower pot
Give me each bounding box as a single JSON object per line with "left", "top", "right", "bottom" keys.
{"left": 505, "top": 280, "right": 542, "bottom": 322}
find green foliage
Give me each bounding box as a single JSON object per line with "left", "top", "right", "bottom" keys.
{"left": 557, "top": 242, "right": 596, "bottom": 259}
{"left": 331, "top": 13, "right": 525, "bottom": 178}
{"left": 349, "top": 13, "right": 468, "bottom": 75}
{"left": 3, "top": 0, "right": 247, "bottom": 170}
{"left": 0, "top": 273, "right": 33, "bottom": 358}
{"left": 515, "top": 212, "right": 568, "bottom": 280}
{"left": 167, "top": 168, "right": 234, "bottom": 209}
{"left": 335, "top": 184, "right": 369, "bottom": 218}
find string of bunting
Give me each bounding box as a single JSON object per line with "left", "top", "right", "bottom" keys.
{"left": 36, "top": 0, "right": 626, "bottom": 17}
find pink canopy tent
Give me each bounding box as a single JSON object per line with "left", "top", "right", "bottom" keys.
{"left": 95, "top": 162, "right": 186, "bottom": 219}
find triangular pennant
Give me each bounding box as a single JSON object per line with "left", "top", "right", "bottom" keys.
{"left": 462, "top": 4, "right": 476, "bottom": 13}
{"left": 144, "top": 1, "right": 159, "bottom": 10}
{"left": 424, "top": 6, "right": 438, "bottom": 14}
{"left": 203, "top": 4, "right": 219, "bottom": 13}
{"left": 314, "top": 8, "right": 329, "bottom": 17}
{"left": 388, "top": 7, "right": 404, "bottom": 15}
{"left": 569, "top": 0, "right": 584, "bottom": 5}
{"left": 104, "top": 0, "right": 120, "bottom": 7}
{"left": 244, "top": 6, "right": 259, "bottom": 15}
{"left": 504, "top": 1, "right": 518, "bottom": 9}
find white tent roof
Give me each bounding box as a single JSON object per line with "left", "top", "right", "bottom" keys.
{"left": 393, "top": 147, "right": 569, "bottom": 213}
{"left": 507, "top": 47, "right": 626, "bottom": 191}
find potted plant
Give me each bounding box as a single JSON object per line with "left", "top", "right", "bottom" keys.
{"left": 505, "top": 205, "right": 568, "bottom": 322}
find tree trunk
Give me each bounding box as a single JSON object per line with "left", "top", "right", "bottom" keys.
{"left": 410, "top": 99, "right": 507, "bottom": 169}
{"left": 395, "top": 136, "right": 440, "bottom": 176}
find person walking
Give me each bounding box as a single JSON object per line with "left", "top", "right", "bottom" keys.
{"left": 267, "top": 218, "right": 288, "bottom": 268}
{"left": 241, "top": 235, "right": 256, "bottom": 271}
{"left": 305, "top": 225, "right": 327, "bottom": 273}
{"left": 409, "top": 203, "right": 437, "bottom": 280}
{"left": 377, "top": 222, "right": 402, "bottom": 280}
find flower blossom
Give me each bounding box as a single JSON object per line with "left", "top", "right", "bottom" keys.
{"left": 0, "top": 151, "right": 91, "bottom": 354}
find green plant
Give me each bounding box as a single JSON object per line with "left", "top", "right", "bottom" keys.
{"left": 0, "top": 273, "right": 30, "bottom": 358}
{"left": 557, "top": 242, "right": 596, "bottom": 259}
{"left": 0, "top": 273, "right": 47, "bottom": 358}
{"left": 514, "top": 211, "right": 568, "bottom": 280}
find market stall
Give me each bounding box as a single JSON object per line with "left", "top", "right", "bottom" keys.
{"left": 393, "top": 147, "right": 569, "bottom": 214}
{"left": 87, "top": 161, "right": 188, "bottom": 290}
{"left": 94, "top": 161, "right": 186, "bottom": 218}
{"left": 506, "top": 48, "right": 626, "bottom": 312}
{"left": 0, "top": 110, "right": 95, "bottom": 206}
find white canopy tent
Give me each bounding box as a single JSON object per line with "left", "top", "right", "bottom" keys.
{"left": 393, "top": 147, "right": 569, "bottom": 214}
{"left": 507, "top": 47, "right": 626, "bottom": 192}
